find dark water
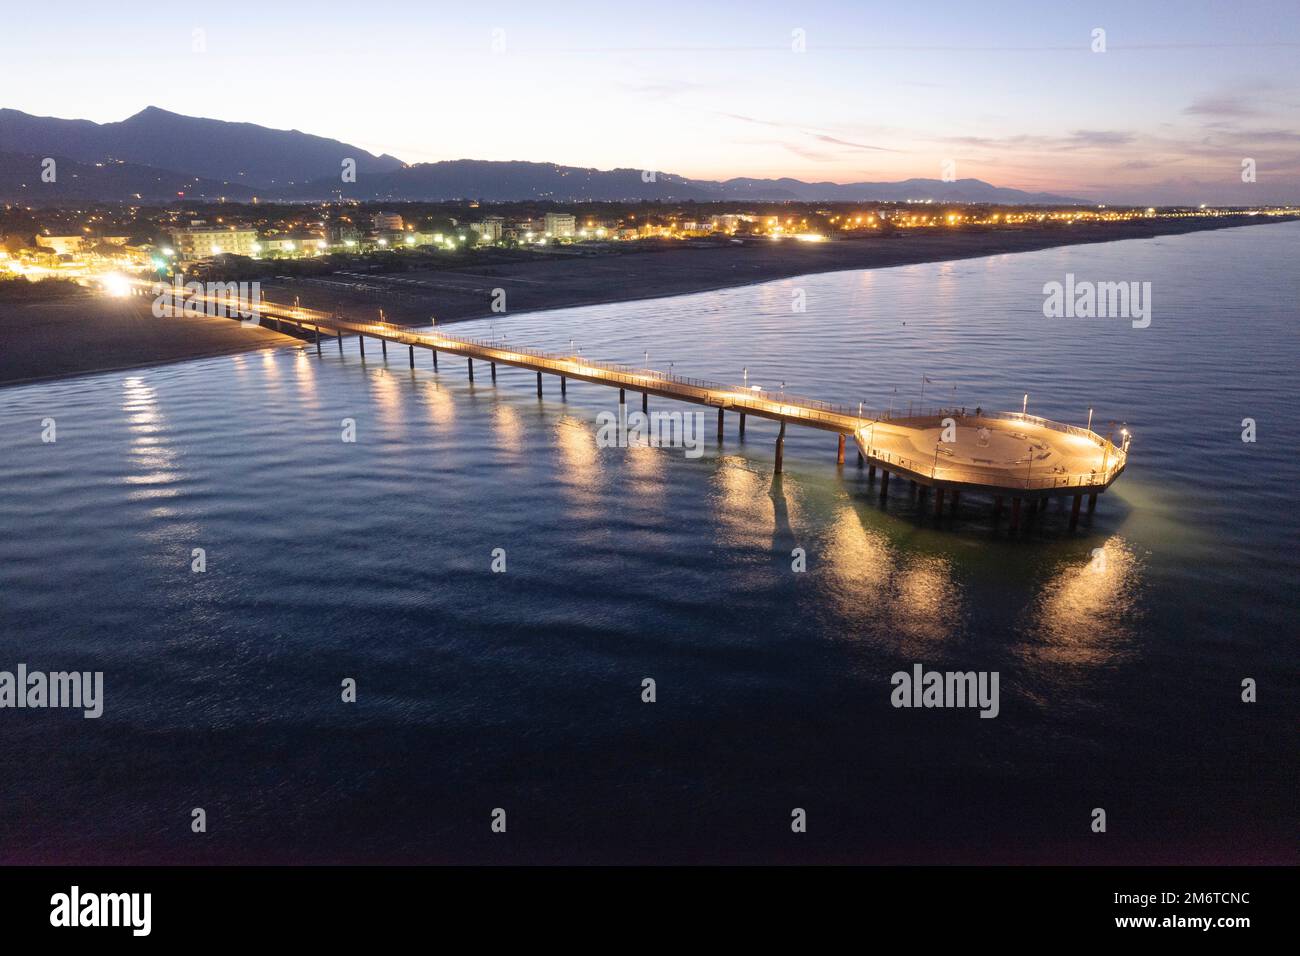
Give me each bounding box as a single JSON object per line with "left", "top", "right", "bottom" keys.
{"left": 2, "top": 223, "right": 1296, "bottom": 863}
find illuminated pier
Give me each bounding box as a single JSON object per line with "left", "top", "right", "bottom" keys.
{"left": 164, "top": 287, "right": 1130, "bottom": 531}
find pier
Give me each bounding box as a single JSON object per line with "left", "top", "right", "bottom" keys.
{"left": 167, "top": 288, "right": 1131, "bottom": 528}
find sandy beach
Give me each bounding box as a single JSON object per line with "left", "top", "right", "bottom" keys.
{"left": 0, "top": 296, "right": 293, "bottom": 387}
{"left": 2, "top": 215, "right": 1293, "bottom": 387}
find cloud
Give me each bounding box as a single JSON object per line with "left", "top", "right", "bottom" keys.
{"left": 1184, "top": 93, "right": 1263, "bottom": 117}
{"left": 719, "top": 112, "right": 899, "bottom": 152}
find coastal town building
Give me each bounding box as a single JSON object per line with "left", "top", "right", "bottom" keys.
{"left": 171, "top": 223, "right": 259, "bottom": 260}
{"left": 544, "top": 212, "right": 576, "bottom": 238}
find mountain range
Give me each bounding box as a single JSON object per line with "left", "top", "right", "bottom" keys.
{"left": 0, "top": 106, "right": 1086, "bottom": 205}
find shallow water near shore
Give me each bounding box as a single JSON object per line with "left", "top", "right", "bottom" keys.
{"left": 1, "top": 222, "right": 1296, "bottom": 863}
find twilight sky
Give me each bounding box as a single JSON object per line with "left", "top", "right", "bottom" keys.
{"left": 4, "top": 0, "right": 1298, "bottom": 203}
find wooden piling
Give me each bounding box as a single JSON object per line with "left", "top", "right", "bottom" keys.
{"left": 315, "top": 326, "right": 321, "bottom": 354}
{"left": 432, "top": 348, "right": 438, "bottom": 370}
{"left": 1010, "top": 498, "right": 1022, "bottom": 532}
{"left": 1087, "top": 492, "right": 1098, "bottom": 514}
{"left": 774, "top": 421, "right": 786, "bottom": 474}
{"left": 381, "top": 338, "right": 387, "bottom": 358}
{"left": 993, "top": 496, "right": 1003, "bottom": 519}
{"left": 717, "top": 407, "right": 724, "bottom": 440}
{"left": 359, "top": 335, "right": 365, "bottom": 358}
{"left": 1069, "top": 494, "right": 1082, "bottom": 530}
{"left": 837, "top": 433, "right": 846, "bottom": 465}
{"left": 619, "top": 387, "right": 625, "bottom": 405}
{"left": 337, "top": 332, "right": 343, "bottom": 354}
{"left": 408, "top": 345, "right": 414, "bottom": 368}
{"left": 739, "top": 412, "right": 746, "bottom": 438}
{"left": 868, "top": 463, "right": 876, "bottom": 480}
{"left": 642, "top": 392, "right": 648, "bottom": 414}
{"left": 561, "top": 376, "right": 567, "bottom": 397}
{"left": 880, "top": 471, "right": 890, "bottom": 498}
{"left": 536, "top": 371, "right": 543, "bottom": 397}
{"left": 951, "top": 490, "right": 961, "bottom": 515}
{"left": 467, "top": 358, "right": 473, "bottom": 381}
{"left": 934, "top": 487, "right": 945, "bottom": 516}
{"left": 491, "top": 362, "right": 497, "bottom": 382}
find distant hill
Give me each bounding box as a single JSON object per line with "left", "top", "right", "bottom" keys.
{"left": 0, "top": 150, "right": 256, "bottom": 201}
{"left": 291, "top": 161, "right": 1084, "bottom": 204}
{"left": 0, "top": 106, "right": 404, "bottom": 188}
{"left": 0, "top": 107, "right": 1087, "bottom": 205}
{"left": 703, "top": 176, "right": 1083, "bottom": 204}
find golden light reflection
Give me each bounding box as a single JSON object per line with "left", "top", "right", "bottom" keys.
{"left": 819, "top": 505, "right": 961, "bottom": 655}
{"left": 554, "top": 415, "right": 602, "bottom": 513}
{"left": 422, "top": 381, "right": 455, "bottom": 427}
{"left": 368, "top": 367, "right": 404, "bottom": 432}
{"left": 1017, "top": 536, "right": 1142, "bottom": 667}
{"left": 711, "top": 456, "right": 805, "bottom": 552}
{"left": 491, "top": 403, "right": 524, "bottom": 456}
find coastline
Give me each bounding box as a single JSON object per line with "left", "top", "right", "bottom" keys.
{"left": 3, "top": 215, "right": 1295, "bottom": 388}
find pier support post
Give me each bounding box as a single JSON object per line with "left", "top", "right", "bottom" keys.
{"left": 837, "top": 434, "right": 846, "bottom": 465}
{"left": 381, "top": 338, "right": 387, "bottom": 358}
{"left": 717, "top": 407, "right": 724, "bottom": 441}
{"left": 993, "top": 496, "right": 1003, "bottom": 520}
{"left": 1070, "top": 494, "right": 1082, "bottom": 531}
{"left": 774, "top": 422, "right": 786, "bottom": 475}
{"left": 739, "top": 413, "right": 746, "bottom": 438}
{"left": 1010, "top": 498, "right": 1022, "bottom": 532}
{"left": 561, "top": 376, "right": 567, "bottom": 397}
{"left": 619, "top": 387, "right": 625, "bottom": 405}
{"left": 432, "top": 348, "right": 438, "bottom": 370}
{"left": 1087, "top": 492, "right": 1098, "bottom": 514}
{"left": 934, "top": 487, "right": 945, "bottom": 516}
{"left": 337, "top": 332, "right": 343, "bottom": 354}
{"left": 467, "top": 358, "right": 473, "bottom": 382}
{"left": 359, "top": 335, "right": 365, "bottom": 358}
{"left": 536, "top": 371, "right": 543, "bottom": 397}
{"left": 315, "top": 326, "right": 321, "bottom": 355}
{"left": 880, "top": 471, "right": 890, "bottom": 499}
{"left": 868, "top": 463, "right": 876, "bottom": 481}
{"left": 491, "top": 362, "right": 497, "bottom": 382}
{"left": 642, "top": 392, "right": 648, "bottom": 414}
{"left": 951, "top": 490, "right": 961, "bottom": 515}
{"left": 408, "top": 345, "right": 414, "bottom": 369}
{"left": 857, "top": 451, "right": 864, "bottom": 467}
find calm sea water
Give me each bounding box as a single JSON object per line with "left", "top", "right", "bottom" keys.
{"left": 1, "top": 223, "right": 1296, "bottom": 863}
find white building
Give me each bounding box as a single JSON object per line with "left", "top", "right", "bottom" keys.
{"left": 544, "top": 212, "right": 576, "bottom": 238}
{"left": 171, "top": 223, "right": 259, "bottom": 260}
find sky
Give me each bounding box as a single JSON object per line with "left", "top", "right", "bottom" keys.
{"left": 3, "top": 0, "right": 1298, "bottom": 203}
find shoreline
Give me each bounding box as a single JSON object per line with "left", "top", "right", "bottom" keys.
{"left": 3, "top": 215, "right": 1295, "bottom": 388}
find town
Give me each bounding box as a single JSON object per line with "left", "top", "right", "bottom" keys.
{"left": 3, "top": 198, "right": 1296, "bottom": 291}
